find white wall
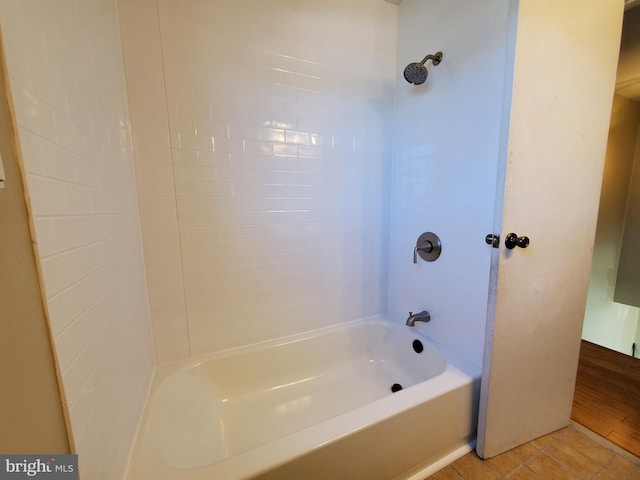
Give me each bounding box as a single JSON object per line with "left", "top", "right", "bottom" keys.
{"left": 615, "top": 117, "right": 640, "bottom": 310}
{"left": 0, "top": 1, "right": 155, "bottom": 478}
{"left": 119, "top": 0, "right": 397, "bottom": 360}
{"left": 583, "top": 94, "right": 640, "bottom": 355}
{"left": 388, "top": 0, "right": 513, "bottom": 364}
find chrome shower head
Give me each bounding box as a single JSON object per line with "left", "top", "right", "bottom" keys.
{"left": 403, "top": 51, "right": 443, "bottom": 85}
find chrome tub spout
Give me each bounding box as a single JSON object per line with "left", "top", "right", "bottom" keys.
{"left": 406, "top": 310, "right": 431, "bottom": 327}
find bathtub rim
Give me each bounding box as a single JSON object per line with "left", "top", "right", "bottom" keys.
{"left": 151, "top": 315, "right": 481, "bottom": 383}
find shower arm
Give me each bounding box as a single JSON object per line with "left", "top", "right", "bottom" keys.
{"left": 419, "top": 52, "right": 443, "bottom": 66}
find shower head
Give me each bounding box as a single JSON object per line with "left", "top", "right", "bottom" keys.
{"left": 403, "top": 51, "right": 443, "bottom": 85}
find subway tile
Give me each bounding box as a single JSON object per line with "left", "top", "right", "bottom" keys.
{"left": 176, "top": 196, "right": 223, "bottom": 213}
{"left": 171, "top": 148, "right": 198, "bottom": 165}
{"left": 169, "top": 116, "right": 197, "bottom": 134}
{"left": 66, "top": 184, "right": 95, "bottom": 215}
{"left": 196, "top": 120, "right": 229, "bottom": 137}
{"left": 309, "top": 132, "right": 331, "bottom": 146}
{"left": 177, "top": 132, "right": 214, "bottom": 151}
{"left": 17, "top": 128, "right": 46, "bottom": 176}
{"left": 54, "top": 112, "right": 84, "bottom": 155}
{"left": 261, "top": 184, "right": 288, "bottom": 198}
{"left": 128, "top": 100, "right": 169, "bottom": 132}
{"left": 173, "top": 98, "right": 212, "bottom": 121}
{"left": 138, "top": 195, "right": 178, "bottom": 214}
{"left": 196, "top": 151, "right": 230, "bottom": 167}
{"left": 26, "top": 175, "right": 69, "bottom": 216}
{"left": 134, "top": 146, "right": 172, "bottom": 165}
{"left": 135, "top": 177, "right": 176, "bottom": 197}
{"left": 67, "top": 376, "right": 100, "bottom": 447}
{"left": 11, "top": 83, "right": 57, "bottom": 140}
{"left": 134, "top": 163, "right": 174, "bottom": 181}
{"left": 52, "top": 216, "right": 91, "bottom": 253}
{"left": 46, "top": 265, "right": 115, "bottom": 335}
{"left": 60, "top": 314, "right": 112, "bottom": 405}
{"left": 76, "top": 160, "right": 100, "bottom": 189}
{"left": 180, "top": 226, "right": 218, "bottom": 243}
{"left": 139, "top": 211, "right": 180, "bottom": 230}
{"left": 270, "top": 115, "right": 298, "bottom": 130}
{"left": 143, "top": 246, "right": 182, "bottom": 273}
{"left": 212, "top": 136, "right": 244, "bottom": 154}
{"left": 259, "top": 127, "right": 286, "bottom": 143}
{"left": 178, "top": 211, "right": 220, "bottom": 228}
{"left": 228, "top": 123, "right": 258, "bottom": 140}
{"left": 243, "top": 139, "right": 273, "bottom": 156}
{"left": 174, "top": 180, "right": 232, "bottom": 197}
{"left": 150, "top": 310, "right": 190, "bottom": 363}
{"left": 229, "top": 153, "right": 261, "bottom": 169}
{"left": 285, "top": 130, "right": 310, "bottom": 145}
{"left": 33, "top": 218, "right": 57, "bottom": 258}
{"left": 298, "top": 145, "right": 323, "bottom": 159}
{"left": 173, "top": 164, "right": 217, "bottom": 182}
{"left": 54, "top": 290, "right": 117, "bottom": 372}
{"left": 141, "top": 227, "right": 180, "bottom": 247}
{"left": 132, "top": 128, "right": 170, "bottom": 148}
{"left": 232, "top": 183, "right": 261, "bottom": 198}
{"left": 273, "top": 143, "right": 298, "bottom": 158}
{"left": 260, "top": 156, "right": 288, "bottom": 171}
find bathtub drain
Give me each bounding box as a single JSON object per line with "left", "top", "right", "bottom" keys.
{"left": 413, "top": 339, "right": 424, "bottom": 353}
{"left": 391, "top": 383, "right": 403, "bottom": 393}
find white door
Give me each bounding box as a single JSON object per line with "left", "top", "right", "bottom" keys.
{"left": 477, "top": 0, "right": 624, "bottom": 458}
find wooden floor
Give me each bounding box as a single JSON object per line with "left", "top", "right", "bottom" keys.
{"left": 571, "top": 340, "right": 640, "bottom": 457}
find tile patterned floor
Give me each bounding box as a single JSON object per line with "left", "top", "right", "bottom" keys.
{"left": 426, "top": 422, "right": 640, "bottom": 480}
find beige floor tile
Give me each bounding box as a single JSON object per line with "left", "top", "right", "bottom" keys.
{"left": 425, "top": 465, "right": 463, "bottom": 480}
{"left": 484, "top": 442, "right": 541, "bottom": 477}
{"left": 595, "top": 455, "right": 640, "bottom": 480}
{"left": 530, "top": 427, "right": 570, "bottom": 450}
{"left": 545, "top": 441, "right": 609, "bottom": 479}
{"left": 450, "top": 452, "right": 501, "bottom": 480}
{"left": 557, "top": 427, "right": 615, "bottom": 466}
{"left": 526, "top": 452, "right": 582, "bottom": 480}
{"left": 508, "top": 465, "right": 539, "bottom": 480}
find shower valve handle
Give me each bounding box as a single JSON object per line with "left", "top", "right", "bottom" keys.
{"left": 413, "top": 242, "right": 433, "bottom": 263}
{"left": 505, "top": 233, "right": 530, "bottom": 249}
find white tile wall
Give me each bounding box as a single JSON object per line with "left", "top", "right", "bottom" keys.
{"left": 387, "top": 0, "right": 513, "bottom": 364}
{"left": 119, "top": 0, "right": 398, "bottom": 358}
{"left": 0, "top": 1, "right": 155, "bottom": 478}
{"left": 118, "top": 0, "right": 190, "bottom": 363}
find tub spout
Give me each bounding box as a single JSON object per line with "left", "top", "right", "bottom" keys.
{"left": 406, "top": 310, "right": 430, "bottom": 326}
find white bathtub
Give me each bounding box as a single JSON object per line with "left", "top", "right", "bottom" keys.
{"left": 125, "top": 317, "right": 481, "bottom": 480}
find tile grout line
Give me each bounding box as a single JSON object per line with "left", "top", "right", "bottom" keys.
{"left": 505, "top": 447, "right": 547, "bottom": 479}
{"left": 570, "top": 420, "right": 640, "bottom": 466}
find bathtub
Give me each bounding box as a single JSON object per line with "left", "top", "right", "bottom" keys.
{"left": 125, "top": 317, "right": 481, "bottom": 480}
